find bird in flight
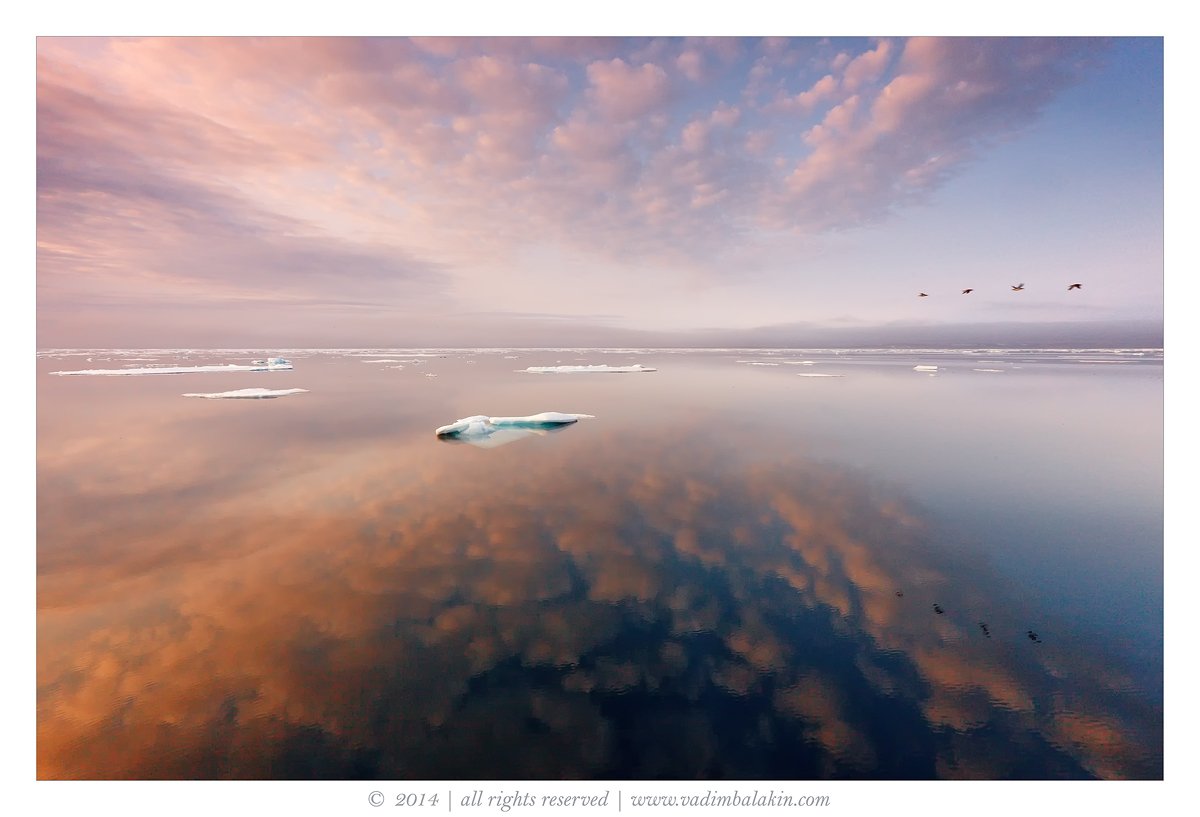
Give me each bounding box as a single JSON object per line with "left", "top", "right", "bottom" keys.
{"left": 962, "top": 288, "right": 974, "bottom": 294}
{"left": 1011, "top": 284, "right": 1025, "bottom": 291}
{"left": 1068, "top": 283, "right": 1082, "bottom": 290}
{"left": 918, "top": 292, "right": 929, "bottom": 297}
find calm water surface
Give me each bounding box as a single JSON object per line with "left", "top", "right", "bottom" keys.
{"left": 36, "top": 348, "right": 1163, "bottom": 779}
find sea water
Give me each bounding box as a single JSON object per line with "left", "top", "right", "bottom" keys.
{"left": 36, "top": 348, "right": 1163, "bottom": 779}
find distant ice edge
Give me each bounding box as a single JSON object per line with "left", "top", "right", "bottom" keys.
{"left": 52, "top": 357, "right": 293, "bottom": 376}
{"left": 520, "top": 364, "right": 655, "bottom": 374}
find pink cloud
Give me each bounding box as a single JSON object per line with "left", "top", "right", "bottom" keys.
{"left": 842, "top": 39, "right": 893, "bottom": 90}
{"left": 411, "top": 36, "right": 621, "bottom": 62}
{"left": 774, "top": 37, "right": 1100, "bottom": 231}
{"left": 36, "top": 34, "right": 1109, "bottom": 329}
{"left": 744, "top": 130, "right": 773, "bottom": 156}
{"left": 701, "top": 37, "right": 744, "bottom": 65}
{"left": 550, "top": 115, "right": 634, "bottom": 160}
{"left": 453, "top": 56, "right": 568, "bottom": 115}
{"left": 676, "top": 49, "right": 705, "bottom": 82}
{"left": 585, "top": 58, "right": 672, "bottom": 122}
{"left": 680, "top": 120, "right": 709, "bottom": 153}
{"left": 773, "top": 73, "right": 839, "bottom": 113}
{"left": 821, "top": 94, "right": 862, "bottom": 135}
{"left": 709, "top": 103, "right": 741, "bottom": 128}
{"left": 37, "top": 52, "right": 450, "bottom": 323}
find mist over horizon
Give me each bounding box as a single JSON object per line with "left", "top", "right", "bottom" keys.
{"left": 36, "top": 318, "right": 1164, "bottom": 351}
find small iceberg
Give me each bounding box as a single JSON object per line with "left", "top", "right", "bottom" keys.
{"left": 435, "top": 412, "right": 594, "bottom": 449}
{"left": 53, "top": 358, "right": 293, "bottom": 376}
{"left": 436, "top": 412, "right": 594, "bottom": 437}
{"left": 520, "top": 364, "right": 656, "bottom": 374}
{"left": 183, "top": 388, "right": 308, "bottom": 399}
{"left": 913, "top": 365, "right": 938, "bottom": 372}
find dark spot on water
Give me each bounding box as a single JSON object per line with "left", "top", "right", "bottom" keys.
{"left": 933, "top": 604, "right": 944, "bottom": 614}
{"left": 895, "top": 591, "right": 904, "bottom": 597}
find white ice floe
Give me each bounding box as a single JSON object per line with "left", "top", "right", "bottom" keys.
{"left": 972, "top": 368, "right": 1004, "bottom": 373}
{"left": 436, "top": 412, "right": 594, "bottom": 437}
{"left": 913, "top": 365, "right": 939, "bottom": 372}
{"left": 183, "top": 388, "right": 309, "bottom": 399}
{"left": 796, "top": 373, "right": 845, "bottom": 377}
{"left": 52, "top": 358, "right": 293, "bottom": 376}
{"left": 435, "top": 412, "right": 594, "bottom": 449}
{"left": 520, "top": 364, "right": 656, "bottom": 374}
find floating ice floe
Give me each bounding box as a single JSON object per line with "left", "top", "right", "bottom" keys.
{"left": 52, "top": 358, "right": 293, "bottom": 376}
{"left": 436, "top": 412, "right": 594, "bottom": 436}
{"left": 913, "top": 365, "right": 938, "bottom": 372}
{"left": 972, "top": 368, "right": 1004, "bottom": 373}
{"left": 520, "top": 364, "right": 656, "bottom": 374}
{"left": 183, "top": 388, "right": 309, "bottom": 399}
{"left": 435, "top": 412, "right": 594, "bottom": 449}
{"left": 797, "top": 373, "right": 844, "bottom": 377}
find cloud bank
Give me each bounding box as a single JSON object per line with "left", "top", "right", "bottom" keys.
{"left": 37, "top": 37, "right": 1115, "bottom": 345}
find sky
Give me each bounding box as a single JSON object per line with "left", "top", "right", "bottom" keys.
{"left": 35, "top": 33, "right": 1164, "bottom": 348}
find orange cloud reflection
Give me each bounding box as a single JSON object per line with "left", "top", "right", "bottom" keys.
{"left": 38, "top": 414, "right": 1161, "bottom": 779}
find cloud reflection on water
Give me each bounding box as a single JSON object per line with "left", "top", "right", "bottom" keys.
{"left": 37, "top": 414, "right": 1161, "bottom": 779}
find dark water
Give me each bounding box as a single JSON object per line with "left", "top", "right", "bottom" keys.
{"left": 36, "top": 348, "right": 1163, "bottom": 779}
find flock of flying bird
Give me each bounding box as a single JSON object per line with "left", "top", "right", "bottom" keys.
{"left": 918, "top": 283, "right": 1083, "bottom": 297}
